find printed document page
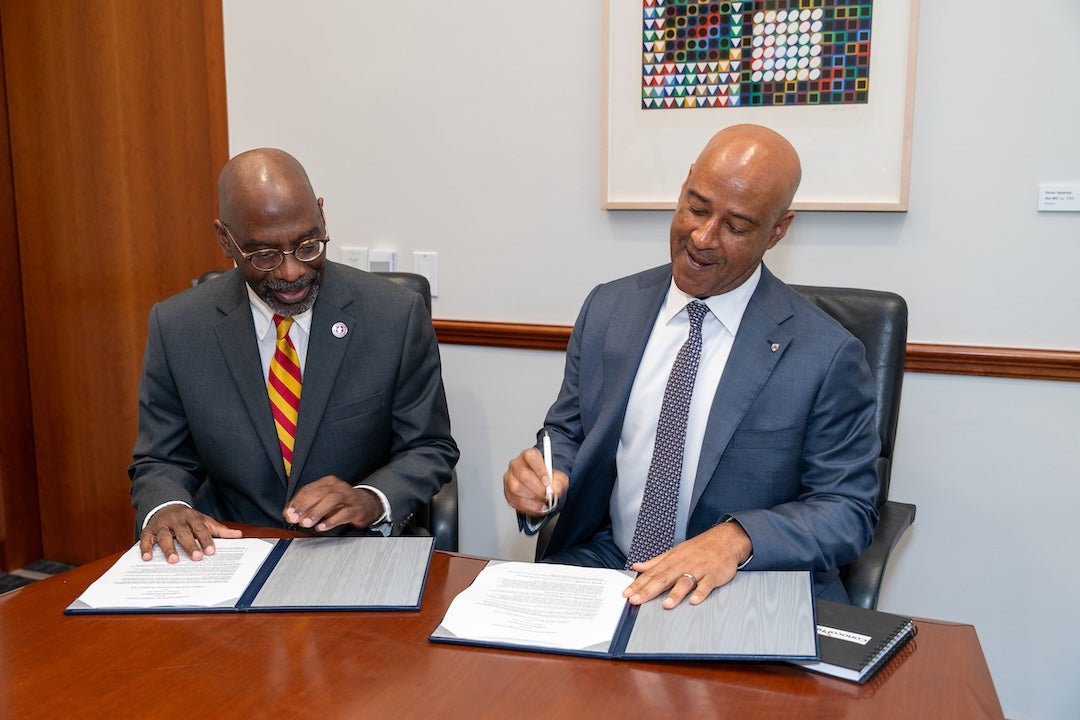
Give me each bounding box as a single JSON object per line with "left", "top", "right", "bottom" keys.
{"left": 436, "top": 561, "right": 634, "bottom": 651}
{"left": 71, "top": 538, "right": 275, "bottom": 610}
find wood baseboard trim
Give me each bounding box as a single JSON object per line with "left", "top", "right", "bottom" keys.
{"left": 433, "top": 319, "right": 1080, "bottom": 383}
{"left": 903, "top": 343, "right": 1080, "bottom": 382}
{"left": 434, "top": 319, "right": 572, "bottom": 351}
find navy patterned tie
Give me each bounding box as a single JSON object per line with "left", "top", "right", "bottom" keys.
{"left": 625, "top": 301, "right": 709, "bottom": 569}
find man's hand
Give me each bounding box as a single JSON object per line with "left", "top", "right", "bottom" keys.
{"left": 284, "top": 475, "right": 383, "bottom": 532}
{"left": 503, "top": 448, "right": 568, "bottom": 517}
{"left": 622, "top": 521, "right": 753, "bottom": 609}
{"left": 140, "top": 505, "right": 243, "bottom": 563}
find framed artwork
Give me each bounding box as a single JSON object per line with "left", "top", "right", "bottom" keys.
{"left": 602, "top": 1, "right": 921, "bottom": 211}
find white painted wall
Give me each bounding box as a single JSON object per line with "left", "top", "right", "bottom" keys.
{"left": 222, "top": 2, "right": 1080, "bottom": 717}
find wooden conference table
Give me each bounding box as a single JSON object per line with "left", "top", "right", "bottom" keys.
{"left": 0, "top": 535, "right": 1004, "bottom": 719}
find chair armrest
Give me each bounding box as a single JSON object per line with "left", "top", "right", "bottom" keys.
{"left": 430, "top": 472, "right": 459, "bottom": 552}
{"left": 842, "top": 500, "right": 916, "bottom": 609}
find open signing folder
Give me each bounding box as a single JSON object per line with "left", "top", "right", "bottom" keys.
{"left": 429, "top": 561, "right": 818, "bottom": 661}
{"left": 65, "top": 536, "right": 434, "bottom": 614}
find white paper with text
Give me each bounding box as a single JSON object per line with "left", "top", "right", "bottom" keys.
{"left": 436, "top": 561, "right": 633, "bottom": 651}
{"left": 71, "top": 538, "right": 275, "bottom": 609}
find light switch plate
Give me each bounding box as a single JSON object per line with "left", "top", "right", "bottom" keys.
{"left": 413, "top": 251, "right": 439, "bottom": 297}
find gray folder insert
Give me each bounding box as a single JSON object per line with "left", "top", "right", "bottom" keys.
{"left": 250, "top": 536, "right": 432, "bottom": 609}
{"left": 622, "top": 570, "right": 817, "bottom": 658}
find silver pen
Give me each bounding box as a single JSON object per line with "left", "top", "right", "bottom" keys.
{"left": 542, "top": 430, "right": 556, "bottom": 512}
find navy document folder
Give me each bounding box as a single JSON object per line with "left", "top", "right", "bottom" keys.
{"left": 429, "top": 561, "right": 818, "bottom": 661}
{"left": 65, "top": 536, "right": 434, "bottom": 614}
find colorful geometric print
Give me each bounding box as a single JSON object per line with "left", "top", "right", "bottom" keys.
{"left": 642, "top": 0, "right": 873, "bottom": 109}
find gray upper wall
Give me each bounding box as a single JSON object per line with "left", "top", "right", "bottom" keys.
{"left": 222, "top": 1, "right": 1079, "bottom": 351}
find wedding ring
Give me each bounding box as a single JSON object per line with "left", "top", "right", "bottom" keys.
{"left": 680, "top": 572, "right": 699, "bottom": 588}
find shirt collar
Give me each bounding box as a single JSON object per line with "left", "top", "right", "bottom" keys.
{"left": 661, "top": 263, "right": 762, "bottom": 335}
{"left": 246, "top": 283, "right": 314, "bottom": 341}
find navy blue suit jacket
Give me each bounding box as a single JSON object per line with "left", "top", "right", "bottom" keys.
{"left": 539, "top": 264, "right": 879, "bottom": 600}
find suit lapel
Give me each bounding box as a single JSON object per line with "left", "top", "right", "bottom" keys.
{"left": 604, "top": 271, "right": 669, "bottom": 410}
{"left": 689, "top": 266, "right": 795, "bottom": 512}
{"left": 578, "top": 268, "right": 669, "bottom": 472}
{"left": 551, "top": 267, "right": 669, "bottom": 550}
{"left": 213, "top": 274, "right": 285, "bottom": 481}
{"left": 288, "top": 264, "right": 358, "bottom": 494}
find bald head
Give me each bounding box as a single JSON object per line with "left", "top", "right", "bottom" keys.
{"left": 693, "top": 124, "right": 802, "bottom": 221}
{"left": 218, "top": 148, "right": 319, "bottom": 229}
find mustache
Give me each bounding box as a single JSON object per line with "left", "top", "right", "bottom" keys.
{"left": 681, "top": 240, "right": 717, "bottom": 264}
{"left": 260, "top": 273, "right": 315, "bottom": 293}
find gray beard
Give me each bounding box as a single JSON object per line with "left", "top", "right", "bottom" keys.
{"left": 257, "top": 273, "right": 321, "bottom": 316}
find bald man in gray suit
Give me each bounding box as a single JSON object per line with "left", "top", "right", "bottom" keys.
{"left": 131, "top": 148, "right": 458, "bottom": 563}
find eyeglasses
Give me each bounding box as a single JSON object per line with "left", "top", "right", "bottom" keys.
{"left": 221, "top": 222, "right": 330, "bottom": 272}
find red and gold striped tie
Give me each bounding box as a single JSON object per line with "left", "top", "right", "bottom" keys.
{"left": 268, "top": 314, "right": 302, "bottom": 478}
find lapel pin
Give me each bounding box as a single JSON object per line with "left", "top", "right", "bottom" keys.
{"left": 771, "top": 343, "right": 780, "bottom": 352}
{"left": 332, "top": 322, "right": 348, "bottom": 338}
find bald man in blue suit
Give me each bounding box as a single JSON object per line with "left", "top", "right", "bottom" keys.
{"left": 504, "top": 125, "right": 878, "bottom": 607}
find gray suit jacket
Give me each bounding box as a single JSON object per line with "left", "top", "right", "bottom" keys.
{"left": 540, "top": 263, "right": 879, "bottom": 599}
{"left": 130, "top": 261, "right": 459, "bottom": 533}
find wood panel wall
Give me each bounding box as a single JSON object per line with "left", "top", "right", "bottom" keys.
{"left": 0, "top": 0, "right": 230, "bottom": 565}
{"left": 0, "top": 26, "right": 42, "bottom": 571}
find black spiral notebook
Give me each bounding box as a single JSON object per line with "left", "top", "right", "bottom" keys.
{"left": 790, "top": 599, "right": 916, "bottom": 684}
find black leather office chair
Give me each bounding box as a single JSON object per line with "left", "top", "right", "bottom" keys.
{"left": 375, "top": 272, "right": 460, "bottom": 552}
{"left": 791, "top": 285, "right": 914, "bottom": 609}
{"left": 194, "top": 268, "right": 460, "bottom": 552}
{"left": 535, "top": 285, "right": 914, "bottom": 609}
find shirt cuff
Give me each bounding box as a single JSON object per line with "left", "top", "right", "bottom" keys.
{"left": 355, "top": 484, "right": 392, "bottom": 536}
{"left": 522, "top": 513, "right": 547, "bottom": 535}
{"left": 719, "top": 515, "right": 753, "bottom": 569}
{"left": 141, "top": 500, "right": 192, "bottom": 530}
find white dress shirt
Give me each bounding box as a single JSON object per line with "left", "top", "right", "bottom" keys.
{"left": 247, "top": 284, "right": 313, "bottom": 382}
{"left": 610, "top": 265, "right": 761, "bottom": 555}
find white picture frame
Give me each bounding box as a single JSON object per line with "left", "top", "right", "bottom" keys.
{"left": 602, "top": 1, "right": 921, "bottom": 211}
